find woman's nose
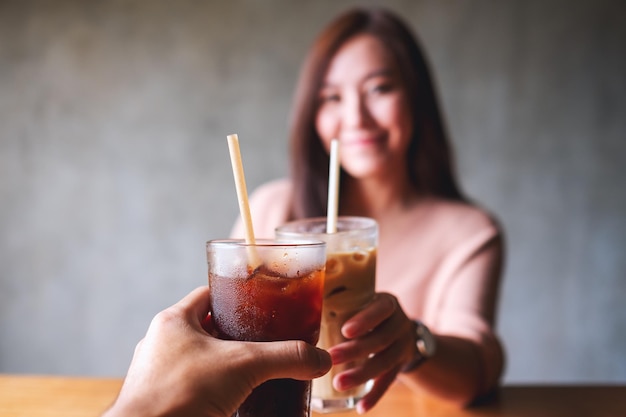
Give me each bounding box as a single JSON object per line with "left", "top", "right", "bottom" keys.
{"left": 342, "top": 94, "right": 372, "bottom": 128}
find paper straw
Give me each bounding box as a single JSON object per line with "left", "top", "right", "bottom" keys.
{"left": 326, "top": 139, "right": 340, "bottom": 233}
{"left": 227, "top": 134, "right": 261, "bottom": 267}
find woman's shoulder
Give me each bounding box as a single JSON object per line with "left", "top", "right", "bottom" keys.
{"left": 248, "top": 178, "right": 293, "bottom": 208}
{"left": 250, "top": 178, "right": 292, "bottom": 198}
{"left": 415, "top": 197, "right": 502, "bottom": 238}
{"left": 241, "top": 178, "right": 293, "bottom": 238}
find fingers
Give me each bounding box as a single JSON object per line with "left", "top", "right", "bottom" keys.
{"left": 171, "top": 286, "right": 212, "bottom": 324}
{"left": 325, "top": 291, "right": 414, "bottom": 410}
{"left": 251, "top": 340, "right": 332, "bottom": 382}
{"left": 341, "top": 293, "right": 397, "bottom": 339}
{"left": 355, "top": 368, "right": 398, "bottom": 414}
{"left": 337, "top": 313, "right": 408, "bottom": 359}
{"left": 332, "top": 336, "right": 405, "bottom": 389}
{"left": 331, "top": 294, "right": 410, "bottom": 364}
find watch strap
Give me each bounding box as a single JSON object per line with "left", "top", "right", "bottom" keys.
{"left": 401, "top": 320, "right": 433, "bottom": 373}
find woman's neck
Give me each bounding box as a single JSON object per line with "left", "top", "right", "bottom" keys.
{"left": 340, "top": 173, "right": 419, "bottom": 221}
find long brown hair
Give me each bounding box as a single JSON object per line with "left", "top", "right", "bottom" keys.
{"left": 288, "top": 7, "right": 465, "bottom": 219}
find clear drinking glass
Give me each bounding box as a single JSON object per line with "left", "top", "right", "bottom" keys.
{"left": 207, "top": 239, "right": 326, "bottom": 417}
{"left": 275, "top": 217, "right": 378, "bottom": 413}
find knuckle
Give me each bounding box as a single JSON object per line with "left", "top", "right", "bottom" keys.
{"left": 378, "top": 292, "right": 398, "bottom": 308}
{"left": 293, "top": 340, "right": 312, "bottom": 362}
{"left": 151, "top": 307, "right": 179, "bottom": 329}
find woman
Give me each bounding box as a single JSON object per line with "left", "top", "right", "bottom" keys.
{"left": 231, "top": 6, "right": 505, "bottom": 412}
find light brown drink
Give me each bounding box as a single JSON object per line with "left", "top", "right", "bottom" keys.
{"left": 314, "top": 248, "right": 376, "bottom": 403}
{"left": 275, "top": 217, "right": 378, "bottom": 413}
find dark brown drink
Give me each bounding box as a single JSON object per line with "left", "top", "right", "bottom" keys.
{"left": 207, "top": 239, "right": 326, "bottom": 417}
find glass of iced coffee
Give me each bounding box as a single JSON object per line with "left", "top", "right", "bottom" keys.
{"left": 275, "top": 216, "right": 378, "bottom": 413}
{"left": 206, "top": 239, "right": 326, "bottom": 417}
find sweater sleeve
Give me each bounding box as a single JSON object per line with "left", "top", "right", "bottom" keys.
{"left": 423, "top": 215, "right": 505, "bottom": 394}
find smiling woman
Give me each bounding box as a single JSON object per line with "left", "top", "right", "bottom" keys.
{"left": 315, "top": 34, "right": 414, "bottom": 182}
{"left": 230, "top": 6, "right": 505, "bottom": 412}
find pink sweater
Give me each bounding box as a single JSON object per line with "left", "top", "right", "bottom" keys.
{"left": 231, "top": 178, "right": 505, "bottom": 391}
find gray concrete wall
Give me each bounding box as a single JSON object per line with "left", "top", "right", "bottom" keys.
{"left": 1, "top": 0, "right": 624, "bottom": 383}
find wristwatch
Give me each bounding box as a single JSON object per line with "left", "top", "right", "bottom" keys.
{"left": 401, "top": 320, "right": 437, "bottom": 373}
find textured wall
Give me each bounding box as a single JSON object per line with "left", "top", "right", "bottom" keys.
{"left": 1, "top": 0, "right": 624, "bottom": 383}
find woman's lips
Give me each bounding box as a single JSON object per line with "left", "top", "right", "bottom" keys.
{"left": 340, "top": 135, "right": 385, "bottom": 147}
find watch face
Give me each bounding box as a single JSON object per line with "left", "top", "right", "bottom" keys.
{"left": 416, "top": 324, "right": 436, "bottom": 357}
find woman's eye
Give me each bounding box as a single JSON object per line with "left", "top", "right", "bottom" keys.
{"left": 369, "top": 83, "right": 393, "bottom": 95}
{"left": 320, "top": 93, "right": 340, "bottom": 104}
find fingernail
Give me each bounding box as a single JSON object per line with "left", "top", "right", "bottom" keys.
{"left": 315, "top": 348, "right": 332, "bottom": 376}
{"left": 328, "top": 347, "right": 346, "bottom": 364}
{"left": 334, "top": 374, "right": 355, "bottom": 391}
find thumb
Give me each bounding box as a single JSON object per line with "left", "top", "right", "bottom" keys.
{"left": 253, "top": 340, "right": 332, "bottom": 382}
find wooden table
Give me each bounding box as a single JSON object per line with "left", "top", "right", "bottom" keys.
{"left": 0, "top": 374, "right": 624, "bottom": 417}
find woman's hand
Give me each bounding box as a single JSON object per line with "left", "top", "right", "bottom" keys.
{"left": 327, "top": 292, "right": 416, "bottom": 414}
{"left": 103, "top": 286, "right": 332, "bottom": 417}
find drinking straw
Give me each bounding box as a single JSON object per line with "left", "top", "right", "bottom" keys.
{"left": 227, "top": 134, "right": 261, "bottom": 267}
{"left": 326, "top": 139, "right": 340, "bottom": 233}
